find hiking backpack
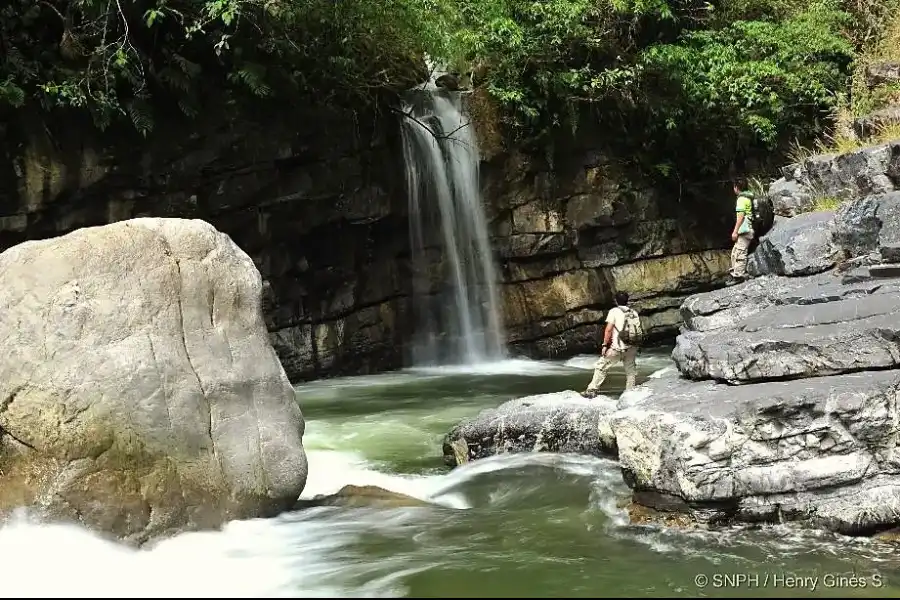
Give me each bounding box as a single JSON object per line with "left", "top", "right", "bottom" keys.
{"left": 618, "top": 307, "right": 646, "bottom": 347}
{"left": 748, "top": 192, "right": 775, "bottom": 239}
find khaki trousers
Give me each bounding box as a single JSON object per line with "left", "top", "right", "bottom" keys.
{"left": 586, "top": 347, "right": 637, "bottom": 392}
{"left": 730, "top": 232, "right": 753, "bottom": 278}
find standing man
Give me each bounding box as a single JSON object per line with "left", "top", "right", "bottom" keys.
{"left": 582, "top": 291, "right": 642, "bottom": 398}
{"left": 729, "top": 182, "right": 755, "bottom": 285}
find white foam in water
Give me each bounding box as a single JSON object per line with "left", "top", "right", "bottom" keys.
{"left": 405, "top": 358, "right": 572, "bottom": 376}
{"left": 562, "top": 354, "right": 600, "bottom": 370}
{"left": 0, "top": 448, "right": 468, "bottom": 599}
{"left": 301, "top": 449, "right": 470, "bottom": 510}
{"left": 0, "top": 506, "right": 409, "bottom": 598}
{"left": 0, "top": 447, "right": 616, "bottom": 600}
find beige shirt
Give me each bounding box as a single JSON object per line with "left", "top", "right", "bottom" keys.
{"left": 606, "top": 306, "right": 628, "bottom": 351}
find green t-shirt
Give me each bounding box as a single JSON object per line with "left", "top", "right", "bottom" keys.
{"left": 735, "top": 193, "right": 753, "bottom": 235}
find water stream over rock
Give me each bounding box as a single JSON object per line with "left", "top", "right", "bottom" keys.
{"left": 401, "top": 83, "right": 506, "bottom": 367}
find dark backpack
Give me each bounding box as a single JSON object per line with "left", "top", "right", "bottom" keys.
{"left": 749, "top": 192, "right": 775, "bottom": 238}
{"left": 618, "top": 307, "right": 646, "bottom": 347}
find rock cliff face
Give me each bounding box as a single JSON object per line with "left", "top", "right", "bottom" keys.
{"left": 483, "top": 141, "right": 732, "bottom": 359}
{"left": 0, "top": 100, "right": 731, "bottom": 381}
{"left": 0, "top": 109, "right": 411, "bottom": 383}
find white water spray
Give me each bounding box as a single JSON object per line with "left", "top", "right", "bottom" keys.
{"left": 401, "top": 82, "right": 506, "bottom": 366}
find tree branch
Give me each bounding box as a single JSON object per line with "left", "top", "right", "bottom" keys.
{"left": 389, "top": 104, "right": 471, "bottom": 143}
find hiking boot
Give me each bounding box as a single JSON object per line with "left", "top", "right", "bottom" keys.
{"left": 725, "top": 274, "right": 746, "bottom": 286}
{"left": 581, "top": 389, "right": 599, "bottom": 399}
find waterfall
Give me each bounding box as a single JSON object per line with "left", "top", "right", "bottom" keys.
{"left": 400, "top": 88, "right": 507, "bottom": 366}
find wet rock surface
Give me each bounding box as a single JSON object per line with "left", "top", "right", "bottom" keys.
{"left": 294, "top": 485, "right": 433, "bottom": 509}
{"left": 442, "top": 391, "right": 618, "bottom": 466}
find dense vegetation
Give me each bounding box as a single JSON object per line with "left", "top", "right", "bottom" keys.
{"left": 1, "top": 0, "right": 897, "bottom": 179}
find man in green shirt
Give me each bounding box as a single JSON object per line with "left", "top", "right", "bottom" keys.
{"left": 729, "top": 182, "right": 754, "bottom": 284}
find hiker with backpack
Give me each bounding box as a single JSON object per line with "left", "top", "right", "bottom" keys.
{"left": 581, "top": 291, "right": 644, "bottom": 398}
{"left": 729, "top": 182, "right": 755, "bottom": 285}
{"left": 727, "top": 180, "right": 774, "bottom": 285}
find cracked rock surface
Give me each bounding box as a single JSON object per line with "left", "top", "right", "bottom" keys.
{"left": 0, "top": 218, "right": 308, "bottom": 544}
{"left": 613, "top": 369, "right": 900, "bottom": 534}
{"left": 442, "top": 189, "right": 900, "bottom": 534}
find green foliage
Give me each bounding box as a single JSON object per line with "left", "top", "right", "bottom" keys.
{"left": 636, "top": 2, "right": 854, "bottom": 171}
{"left": 446, "top": 0, "right": 684, "bottom": 133}
{"left": 0, "top": 0, "right": 879, "bottom": 183}
{"left": 0, "top": 0, "right": 450, "bottom": 133}
{"left": 445, "top": 0, "right": 859, "bottom": 177}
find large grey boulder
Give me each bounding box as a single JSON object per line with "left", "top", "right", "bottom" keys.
{"left": 766, "top": 141, "right": 900, "bottom": 216}
{"left": 0, "top": 218, "right": 308, "bottom": 544}
{"left": 768, "top": 178, "right": 813, "bottom": 217}
{"left": 833, "top": 191, "right": 900, "bottom": 263}
{"left": 612, "top": 370, "right": 900, "bottom": 535}
{"left": 442, "top": 391, "right": 618, "bottom": 465}
{"left": 748, "top": 211, "right": 837, "bottom": 277}
{"left": 672, "top": 271, "right": 900, "bottom": 383}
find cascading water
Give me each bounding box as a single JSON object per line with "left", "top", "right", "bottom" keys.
{"left": 400, "top": 82, "right": 507, "bottom": 366}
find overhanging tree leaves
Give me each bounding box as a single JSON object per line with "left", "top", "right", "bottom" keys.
{"left": 0, "top": 0, "right": 877, "bottom": 180}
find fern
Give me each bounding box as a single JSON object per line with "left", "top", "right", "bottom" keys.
{"left": 229, "top": 63, "right": 272, "bottom": 97}
{"left": 126, "top": 98, "right": 155, "bottom": 136}
{"left": 158, "top": 67, "right": 192, "bottom": 93}
{"left": 177, "top": 99, "right": 200, "bottom": 118}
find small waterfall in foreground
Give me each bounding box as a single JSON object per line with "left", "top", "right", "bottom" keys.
{"left": 400, "top": 87, "right": 507, "bottom": 366}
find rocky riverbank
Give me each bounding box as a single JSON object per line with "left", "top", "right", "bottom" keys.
{"left": 444, "top": 138, "right": 900, "bottom": 536}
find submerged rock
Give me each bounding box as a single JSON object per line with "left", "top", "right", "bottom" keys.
{"left": 623, "top": 499, "right": 696, "bottom": 530}
{"left": 294, "top": 485, "right": 432, "bottom": 509}
{"left": 442, "top": 391, "right": 618, "bottom": 466}
{"left": 613, "top": 370, "right": 900, "bottom": 535}
{"left": 0, "top": 218, "right": 308, "bottom": 544}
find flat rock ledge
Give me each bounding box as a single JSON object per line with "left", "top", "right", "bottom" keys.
{"left": 444, "top": 362, "right": 900, "bottom": 537}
